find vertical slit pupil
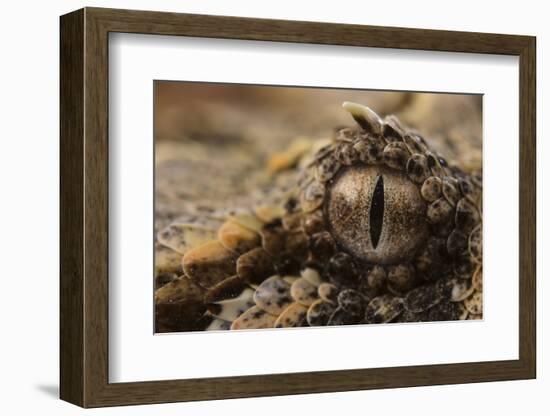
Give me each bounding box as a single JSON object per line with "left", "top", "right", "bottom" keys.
{"left": 370, "top": 175, "right": 384, "bottom": 249}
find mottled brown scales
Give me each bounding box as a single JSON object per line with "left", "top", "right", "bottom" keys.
{"left": 464, "top": 291, "right": 483, "bottom": 315}
{"left": 155, "top": 102, "right": 482, "bottom": 331}
{"left": 426, "top": 299, "right": 465, "bottom": 321}
{"left": 442, "top": 178, "right": 461, "bottom": 206}
{"left": 365, "top": 295, "right": 404, "bottom": 324}
{"left": 366, "top": 265, "right": 387, "bottom": 290}
{"left": 449, "top": 278, "right": 474, "bottom": 302}
{"left": 427, "top": 198, "right": 454, "bottom": 224}
{"left": 277, "top": 297, "right": 292, "bottom": 308}
{"left": 318, "top": 283, "right": 338, "bottom": 303}
{"left": 252, "top": 309, "right": 265, "bottom": 319}
{"left": 454, "top": 256, "right": 475, "bottom": 280}
{"left": 455, "top": 198, "right": 480, "bottom": 233}
{"left": 387, "top": 263, "right": 416, "bottom": 293}
{"left": 406, "top": 153, "right": 430, "bottom": 183}
{"left": 207, "top": 303, "right": 222, "bottom": 315}
{"left": 236, "top": 247, "right": 275, "bottom": 285}
{"left": 421, "top": 176, "right": 442, "bottom": 201}
{"left": 472, "top": 266, "right": 483, "bottom": 292}
{"left": 383, "top": 142, "right": 410, "bottom": 170}
{"left": 290, "top": 278, "right": 318, "bottom": 306}
{"left": 404, "top": 284, "right": 442, "bottom": 313}
{"left": 205, "top": 275, "right": 247, "bottom": 303}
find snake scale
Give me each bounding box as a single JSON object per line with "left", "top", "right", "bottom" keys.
{"left": 154, "top": 101, "right": 482, "bottom": 332}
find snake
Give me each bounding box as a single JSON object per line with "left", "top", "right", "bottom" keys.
{"left": 154, "top": 102, "right": 482, "bottom": 332}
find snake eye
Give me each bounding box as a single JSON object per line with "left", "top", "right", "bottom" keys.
{"left": 326, "top": 165, "right": 428, "bottom": 264}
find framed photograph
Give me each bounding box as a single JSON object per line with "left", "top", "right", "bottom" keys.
{"left": 60, "top": 7, "right": 536, "bottom": 408}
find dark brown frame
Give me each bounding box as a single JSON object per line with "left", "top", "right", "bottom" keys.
{"left": 60, "top": 7, "right": 536, "bottom": 408}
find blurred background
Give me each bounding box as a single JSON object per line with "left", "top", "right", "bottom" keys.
{"left": 155, "top": 82, "right": 482, "bottom": 232}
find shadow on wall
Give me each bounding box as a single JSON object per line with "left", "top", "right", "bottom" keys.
{"left": 34, "top": 384, "right": 58, "bottom": 399}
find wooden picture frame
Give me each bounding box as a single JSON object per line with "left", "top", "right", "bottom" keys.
{"left": 60, "top": 7, "right": 536, "bottom": 408}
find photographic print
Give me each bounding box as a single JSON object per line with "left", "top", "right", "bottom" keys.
{"left": 154, "top": 82, "right": 483, "bottom": 333}
{"left": 60, "top": 9, "right": 535, "bottom": 406}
